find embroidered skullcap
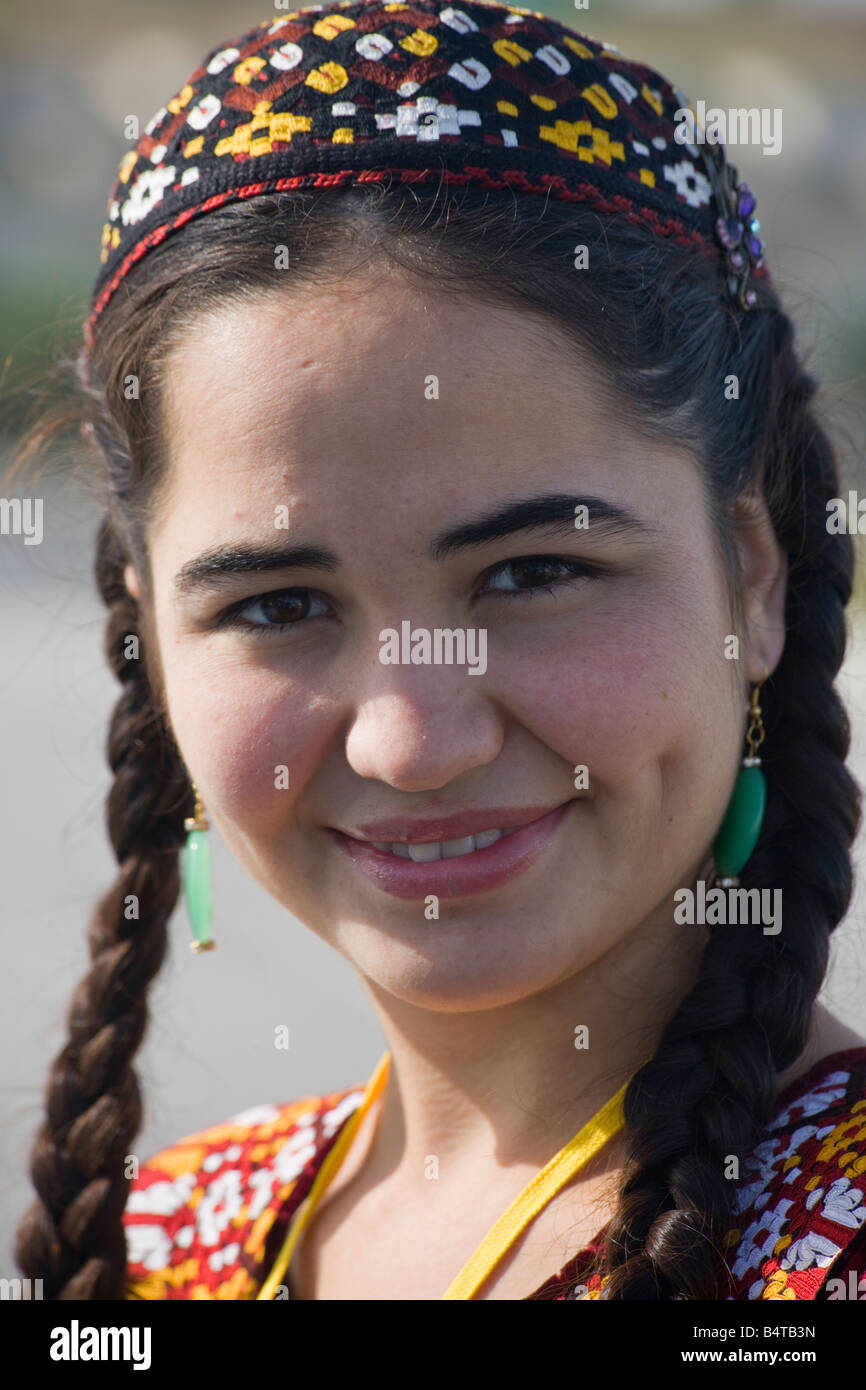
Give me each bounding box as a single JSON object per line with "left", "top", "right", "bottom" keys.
{"left": 86, "top": 0, "right": 768, "bottom": 343}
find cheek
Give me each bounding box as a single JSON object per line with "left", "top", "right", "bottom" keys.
{"left": 160, "top": 656, "right": 329, "bottom": 832}
{"left": 494, "top": 591, "right": 742, "bottom": 844}
{"left": 501, "top": 597, "right": 731, "bottom": 753}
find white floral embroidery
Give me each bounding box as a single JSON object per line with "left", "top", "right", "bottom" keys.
{"left": 355, "top": 33, "right": 392, "bottom": 61}
{"left": 723, "top": 1063, "right": 866, "bottom": 1297}
{"left": 780, "top": 1231, "right": 841, "bottom": 1271}
{"left": 186, "top": 94, "right": 221, "bottom": 131}
{"left": 374, "top": 99, "right": 480, "bottom": 140}
{"left": 732, "top": 1127, "right": 820, "bottom": 1210}
{"left": 248, "top": 1167, "right": 278, "bottom": 1221}
{"left": 227, "top": 1103, "right": 282, "bottom": 1127}
{"left": 661, "top": 159, "right": 712, "bottom": 209}
{"left": 782, "top": 1124, "right": 819, "bottom": 1160}
{"left": 730, "top": 1218, "right": 765, "bottom": 1280}
{"left": 751, "top": 1136, "right": 783, "bottom": 1165}
{"left": 732, "top": 1176, "right": 769, "bottom": 1215}
{"left": 208, "top": 1241, "right": 241, "bottom": 1272}
{"left": 729, "top": 1200, "right": 793, "bottom": 1281}
{"left": 126, "top": 1171, "right": 196, "bottom": 1216}
{"left": 446, "top": 58, "right": 491, "bottom": 92}
{"left": 820, "top": 1176, "right": 866, "bottom": 1229}
{"left": 196, "top": 1170, "right": 244, "bottom": 1247}
{"left": 610, "top": 73, "right": 639, "bottom": 105}
{"left": 120, "top": 167, "right": 176, "bottom": 227}
{"left": 144, "top": 107, "right": 167, "bottom": 137}
{"left": 126, "top": 1223, "right": 173, "bottom": 1271}
{"left": 207, "top": 47, "right": 240, "bottom": 75}
{"left": 772, "top": 1075, "right": 848, "bottom": 1130}
{"left": 760, "top": 1199, "right": 794, "bottom": 1257}
{"left": 320, "top": 1092, "right": 364, "bottom": 1137}
{"left": 273, "top": 1125, "right": 318, "bottom": 1183}
{"left": 536, "top": 45, "right": 570, "bottom": 78}
{"left": 269, "top": 42, "right": 303, "bottom": 71}
{"left": 439, "top": 8, "right": 480, "bottom": 36}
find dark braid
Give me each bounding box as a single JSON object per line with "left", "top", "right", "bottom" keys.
{"left": 14, "top": 514, "right": 189, "bottom": 1298}
{"left": 597, "top": 322, "right": 861, "bottom": 1299}
{"left": 10, "top": 182, "right": 861, "bottom": 1299}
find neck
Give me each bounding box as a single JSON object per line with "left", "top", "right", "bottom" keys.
{"left": 360, "top": 885, "right": 712, "bottom": 1184}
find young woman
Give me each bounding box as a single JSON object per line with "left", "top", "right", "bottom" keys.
{"left": 11, "top": 0, "right": 866, "bottom": 1301}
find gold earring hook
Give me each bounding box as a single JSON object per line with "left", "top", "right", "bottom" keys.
{"left": 745, "top": 665, "right": 769, "bottom": 758}
{"left": 184, "top": 780, "right": 209, "bottom": 832}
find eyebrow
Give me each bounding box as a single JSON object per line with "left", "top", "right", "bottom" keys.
{"left": 173, "top": 492, "right": 656, "bottom": 600}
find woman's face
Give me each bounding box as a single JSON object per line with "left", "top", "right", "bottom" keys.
{"left": 129, "top": 268, "right": 787, "bottom": 1010}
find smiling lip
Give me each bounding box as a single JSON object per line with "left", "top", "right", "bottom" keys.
{"left": 328, "top": 800, "right": 576, "bottom": 901}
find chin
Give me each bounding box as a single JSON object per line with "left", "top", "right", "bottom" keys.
{"left": 342, "top": 920, "right": 582, "bottom": 1012}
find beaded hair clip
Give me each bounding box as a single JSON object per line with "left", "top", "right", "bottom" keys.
{"left": 668, "top": 80, "right": 766, "bottom": 314}
{"left": 699, "top": 140, "right": 765, "bottom": 312}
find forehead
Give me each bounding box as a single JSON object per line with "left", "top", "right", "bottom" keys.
{"left": 152, "top": 274, "right": 703, "bottom": 544}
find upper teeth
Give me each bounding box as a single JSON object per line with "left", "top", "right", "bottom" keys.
{"left": 369, "top": 827, "right": 518, "bottom": 861}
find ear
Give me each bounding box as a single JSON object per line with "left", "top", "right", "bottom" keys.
{"left": 124, "top": 563, "right": 142, "bottom": 601}
{"left": 730, "top": 491, "right": 787, "bottom": 682}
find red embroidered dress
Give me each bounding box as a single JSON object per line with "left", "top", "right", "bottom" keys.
{"left": 123, "top": 1046, "right": 866, "bottom": 1300}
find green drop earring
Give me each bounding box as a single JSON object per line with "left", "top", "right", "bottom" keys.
{"left": 183, "top": 782, "right": 215, "bottom": 953}
{"left": 712, "top": 667, "right": 769, "bottom": 887}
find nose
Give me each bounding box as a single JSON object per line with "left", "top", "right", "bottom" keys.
{"left": 343, "top": 664, "right": 504, "bottom": 792}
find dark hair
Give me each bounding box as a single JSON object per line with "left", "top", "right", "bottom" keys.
{"left": 9, "top": 178, "right": 862, "bottom": 1299}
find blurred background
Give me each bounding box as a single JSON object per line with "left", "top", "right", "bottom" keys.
{"left": 1, "top": 0, "right": 865, "bottom": 1276}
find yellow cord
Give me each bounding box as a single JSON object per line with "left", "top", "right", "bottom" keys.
{"left": 442, "top": 1075, "right": 629, "bottom": 1298}
{"left": 260, "top": 1051, "right": 640, "bottom": 1301}
{"left": 257, "top": 1051, "right": 391, "bottom": 1300}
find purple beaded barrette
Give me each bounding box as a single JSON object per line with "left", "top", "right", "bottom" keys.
{"left": 699, "top": 140, "right": 765, "bottom": 312}
{"left": 671, "top": 84, "right": 766, "bottom": 312}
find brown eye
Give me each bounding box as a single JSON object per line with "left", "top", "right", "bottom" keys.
{"left": 218, "top": 587, "right": 331, "bottom": 636}
{"left": 257, "top": 592, "right": 310, "bottom": 623}
{"left": 479, "top": 556, "right": 599, "bottom": 598}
